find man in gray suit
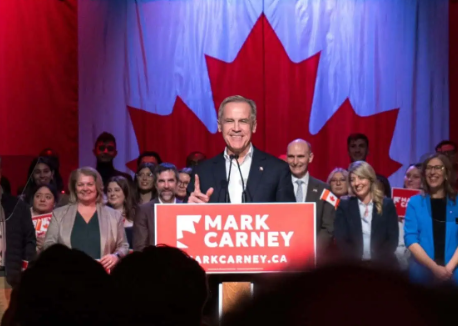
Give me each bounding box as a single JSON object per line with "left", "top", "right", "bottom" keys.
{"left": 287, "top": 139, "right": 335, "bottom": 259}
{"left": 133, "top": 163, "right": 183, "bottom": 251}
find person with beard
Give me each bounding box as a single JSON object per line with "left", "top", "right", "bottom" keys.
{"left": 93, "top": 132, "right": 132, "bottom": 186}
{"left": 133, "top": 163, "right": 182, "bottom": 251}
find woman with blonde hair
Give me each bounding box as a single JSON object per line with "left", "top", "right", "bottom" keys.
{"left": 334, "top": 161, "right": 399, "bottom": 268}
{"left": 44, "top": 167, "right": 128, "bottom": 271}
{"left": 326, "top": 168, "right": 350, "bottom": 198}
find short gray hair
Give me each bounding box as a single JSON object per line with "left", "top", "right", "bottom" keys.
{"left": 218, "top": 95, "right": 257, "bottom": 121}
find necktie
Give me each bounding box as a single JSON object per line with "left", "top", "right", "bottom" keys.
{"left": 295, "top": 180, "right": 304, "bottom": 202}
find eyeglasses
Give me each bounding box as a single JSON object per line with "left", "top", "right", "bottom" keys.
{"left": 137, "top": 172, "right": 153, "bottom": 179}
{"left": 98, "top": 145, "right": 115, "bottom": 152}
{"left": 330, "top": 178, "right": 346, "bottom": 184}
{"left": 425, "top": 165, "right": 444, "bottom": 172}
{"left": 178, "top": 181, "right": 189, "bottom": 187}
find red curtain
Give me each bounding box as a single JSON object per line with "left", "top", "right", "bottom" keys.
{"left": 0, "top": 0, "right": 78, "bottom": 194}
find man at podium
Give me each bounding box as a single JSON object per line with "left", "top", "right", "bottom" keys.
{"left": 187, "top": 95, "right": 296, "bottom": 322}
{"left": 187, "top": 95, "right": 295, "bottom": 204}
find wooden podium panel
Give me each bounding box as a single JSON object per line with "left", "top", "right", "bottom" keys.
{"left": 219, "top": 282, "right": 252, "bottom": 317}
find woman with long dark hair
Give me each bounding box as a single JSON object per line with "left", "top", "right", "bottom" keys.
{"left": 134, "top": 163, "right": 156, "bottom": 205}
{"left": 106, "top": 176, "right": 136, "bottom": 248}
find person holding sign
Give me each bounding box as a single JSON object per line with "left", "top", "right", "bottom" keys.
{"left": 44, "top": 167, "right": 128, "bottom": 271}
{"left": 334, "top": 161, "right": 399, "bottom": 268}
{"left": 404, "top": 154, "right": 458, "bottom": 284}
{"left": 30, "top": 184, "right": 57, "bottom": 252}
{"left": 187, "top": 95, "right": 295, "bottom": 204}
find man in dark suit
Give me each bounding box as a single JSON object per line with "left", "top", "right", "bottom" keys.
{"left": 187, "top": 95, "right": 295, "bottom": 204}
{"left": 347, "top": 133, "right": 391, "bottom": 197}
{"left": 287, "top": 139, "right": 335, "bottom": 258}
{"left": 133, "top": 163, "right": 183, "bottom": 251}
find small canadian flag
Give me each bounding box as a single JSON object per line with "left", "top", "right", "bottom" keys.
{"left": 320, "top": 189, "right": 340, "bottom": 208}
{"left": 21, "top": 260, "right": 29, "bottom": 272}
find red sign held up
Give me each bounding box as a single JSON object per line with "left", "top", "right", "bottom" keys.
{"left": 391, "top": 188, "right": 421, "bottom": 218}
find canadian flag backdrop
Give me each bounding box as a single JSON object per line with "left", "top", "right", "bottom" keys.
{"left": 78, "top": 0, "right": 449, "bottom": 187}
{"left": 0, "top": 0, "right": 456, "bottom": 192}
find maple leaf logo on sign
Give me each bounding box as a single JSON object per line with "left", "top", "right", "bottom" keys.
{"left": 176, "top": 215, "right": 201, "bottom": 248}
{"left": 127, "top": 14, "right": 401, "bottom": 181}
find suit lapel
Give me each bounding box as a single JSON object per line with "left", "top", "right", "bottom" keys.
{"left": 350, "top": 198, "right": 364, "bottom": 249}
{"left": 370, "top": 203, "right": 380, "bottom": 244}
{"left": 97, "top": 204, "right": 108, "bottom": 256}
{"left": 246, "top": 148, "right": 266, "bottom": 202}
{"left": 305, "top": 177, "right": 319, "bottom": 202}
{"left": 61, "top": 204, "right": 77, "bottom": 248}
{"left": 212, "top": 153, "right": 227, "bottom": 203}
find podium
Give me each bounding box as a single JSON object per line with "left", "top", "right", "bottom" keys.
{"left": 155, "top": 203, "right": 316, "bottom": 319}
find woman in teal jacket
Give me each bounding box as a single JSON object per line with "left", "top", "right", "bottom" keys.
{"left": 404, "top": 153, "right": 458, "bottom": 284}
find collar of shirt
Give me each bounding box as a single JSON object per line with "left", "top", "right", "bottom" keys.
{"left": 357, "top": 198, "right": 373, "bottom": 217}
{"left": 158, "top": 197, "right": 176, "bottom": 204}
{"left": 292, "top": 172, "right": 309, "bottom": 186}
{"left": 224, "top": 144, "right": 254, "bottom": 163}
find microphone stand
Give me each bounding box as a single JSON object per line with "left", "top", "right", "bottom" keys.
{"left": 233, "top": 155, "right": 247, "bottom": 203}
{"left": 225, "top": 155, "right": 236, "bottom": 203}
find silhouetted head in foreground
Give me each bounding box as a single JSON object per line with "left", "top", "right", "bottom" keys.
{"left": 111, "top": 245, "right": 208, "bottom": 326}
{"left": 12, "top": 244, "right": 113, "bottom": 326}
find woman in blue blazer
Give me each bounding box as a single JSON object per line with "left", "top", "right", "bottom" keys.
{"left": 404, "top": 153, "right": 458, "bottom": 284}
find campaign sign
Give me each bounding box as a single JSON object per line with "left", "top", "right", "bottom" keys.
{"left": 391, "top": 188, "right": 421, "bottom": 218}
{"left": 155, "top": 203, "right": 316, "bottom": 273}
{"left": 32, "top": 213, "right": 52, "bottom": 237}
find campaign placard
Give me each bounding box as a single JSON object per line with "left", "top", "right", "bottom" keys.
{"left": 155, "top": 203, "right": 315, "bottom": 273}
{"left": 391, "top": 188, "right": 421, "bottom": 218}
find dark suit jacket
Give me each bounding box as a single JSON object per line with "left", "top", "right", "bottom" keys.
{"left": 187, "top": 147, "right": 295, "bottom": 203}
{"left": 133, "top": 198, "right": 183, "bottom": 251}
{"left": 334, "top": 196, "right": 399, "bottom": 268}
{"left": 2, "top": 193, "right": 36, "bottom": 287}
{"left": 305, "top": 176, "right": 335, "bottom": 253}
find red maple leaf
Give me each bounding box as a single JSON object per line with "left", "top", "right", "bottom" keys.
{"left": 128, "top": 14, "right": 401, "bottom": 181}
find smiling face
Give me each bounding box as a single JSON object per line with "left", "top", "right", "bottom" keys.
{"left": 156, "top": 170, "right": 177, "bottom": 203}
{"left": 350, "top": 173, "right": 371, "bottom": 201}
{"left": 75, "top": 174, "right": 97, "bottom": 204}
{"left": 106, "top": 181, "right": 125, "bottom": 209}
{"left": 404, "top": 166, "right": 422, "bottom": 189}
{"left": 287, "top": 141, "right": 313, "bottom": 179}
{"left": 218, "top": 101, "right": 256, "bottom": 156}
{"left": 33, "top": 186, "right": 55, "bottom": 214}
{"left": 33, "top": 163, "right": 54, "bottom": 186}
{"left": 137, "top": 168, "right": 154, "bottom": 191}
{"left": 425, "top": 157, "right": 445, "bottom": 191}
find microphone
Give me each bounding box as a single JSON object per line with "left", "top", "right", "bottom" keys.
{"left": 233, "top": 154, "right": 247, "bottom": 203}
{"left": 225, "top": 154, "right": 237, "bottom": 203}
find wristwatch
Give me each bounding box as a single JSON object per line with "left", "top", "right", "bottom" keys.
{"left": 114, "top": 252, "right": 121, "bottom": 259}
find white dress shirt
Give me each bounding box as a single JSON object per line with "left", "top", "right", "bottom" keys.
{"left": 158, "top": 197, "right": 177, "bottom": 204}
{"left": 224, "top": 145, "right": 253, "bottom": 204}
{"left": 358, "top": 199, "right": 373, "bottom": 260}
{"left": 291, "top": 172, "right": 309, "bottom": 202}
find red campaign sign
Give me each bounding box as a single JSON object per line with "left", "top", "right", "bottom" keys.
{"left": 32, "top": 213, "right": 52, "bottom": 237}
{"left": 391, "top": 188, "right": 421, "bottom": 218}
{"left": 155, "top": 203, "right": 316, "bottom": 274}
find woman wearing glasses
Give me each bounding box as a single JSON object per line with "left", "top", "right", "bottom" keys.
{"left": 404, "top": 154, "right": 458, "bottom": 284}
{"left": 326, "top": 168, "right": 350, "bottom": 198}
{"left": 176, "top": 168, "right": 192, "bottom": 201}
{"left": 134, "top": 163, "right": 157, "bottom": 205}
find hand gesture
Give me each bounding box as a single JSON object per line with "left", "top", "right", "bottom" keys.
{"left": 188, "top": 174, "right": 214, "bottom": 203}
